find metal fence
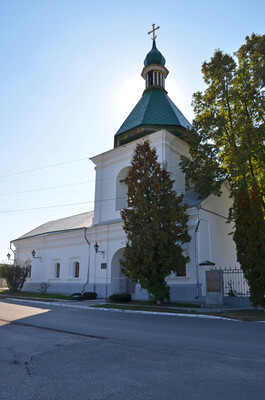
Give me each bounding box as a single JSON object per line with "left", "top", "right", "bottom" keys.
{"left": 222, "top": 267, "right": 250, "bottom": 297}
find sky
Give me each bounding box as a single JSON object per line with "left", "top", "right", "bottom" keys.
{"left": 0, "top": 0, "right": 264, "bottom": 261}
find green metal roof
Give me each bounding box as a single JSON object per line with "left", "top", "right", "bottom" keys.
{"left": 144, "top": 40, "right": 166, "bottom": 67}
{"left": 115, "top": 87, "right": 192, "bottom": 138}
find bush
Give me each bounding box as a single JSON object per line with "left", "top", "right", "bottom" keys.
{"left": 82, "top": 291, "right": 97, "bottom": 300}
{"left": 0, "top": 261, "right": 30, "bottom": 293}
{"left": 38, "top": 282, "right": 50, "bottom": 294}
{"left": 109, "top": 293, "right": 132, "bottom": 303}
{"left": 70, "top": 292, "right": 84, "bottom": 300}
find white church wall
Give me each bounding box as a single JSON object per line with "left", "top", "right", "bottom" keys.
{"left": 199, "top": 184, "right": 238, "bottom": 268}
{"left": 13, "top": 230, "right": 91, "bottom": 294}
{"left": 87, "top": 221, "right": 128, "bottom": 297}
{"left": 91, "top": 130, "right": 189, "bottom": 226}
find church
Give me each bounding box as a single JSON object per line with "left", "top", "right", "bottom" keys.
{"left": 11, "top": 27, "right": 238, "bottom": 302}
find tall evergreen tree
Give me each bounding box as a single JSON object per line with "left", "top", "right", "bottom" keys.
{"left": 121, "top": 141, "right": 190, "bottom": 303}
{"left": 179, "top": 33, "right": 265, "bottom": 306}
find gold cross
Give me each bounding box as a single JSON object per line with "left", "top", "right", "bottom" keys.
{"left": 148, "top": 23, "right": 160, "bottom": 41}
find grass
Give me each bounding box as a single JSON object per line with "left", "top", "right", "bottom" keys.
{"left": 93, "top": 303, "right": 197, "bottom": 314}
{"left": 116, "top": 300, "right": 201, "bottom": 308}
{"left": 92, "top": 303, "right": 265, "bottom": 321}
{"left": 212, "top": 309, "right": 265, "bottom": 322}
{"left": 0, "top": 289, "right": 71, "bottom": 300}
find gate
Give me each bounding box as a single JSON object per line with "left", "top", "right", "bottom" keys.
{"left": 222, "top": 267, "right": 250, "bottom": 297}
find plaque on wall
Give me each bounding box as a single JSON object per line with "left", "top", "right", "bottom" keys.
{"left": 206, "top": 270, "right": 221, "bottom": 292}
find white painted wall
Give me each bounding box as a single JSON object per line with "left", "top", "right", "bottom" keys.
{"left": 12, "top": 131, "right": 238, "bottom": 300}
{"left": 91, "top": 130, "right": 189, "bottom": 225}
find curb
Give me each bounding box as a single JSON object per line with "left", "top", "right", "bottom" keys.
{"left": 3, "top": 297, "right": 243, "bottom": 322}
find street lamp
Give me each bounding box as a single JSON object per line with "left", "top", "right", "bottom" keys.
{"left": 94, "top": 242, "right": 105, "bottom": 256}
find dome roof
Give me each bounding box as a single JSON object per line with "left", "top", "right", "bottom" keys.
{"left": 144, "top": 40, "right": 166, "bottom": 67}
{"left": 115, "top": 87, "right": 192, "bottom": 143}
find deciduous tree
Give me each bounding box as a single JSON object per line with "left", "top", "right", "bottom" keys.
{"left": 180, "top": 33, "right": 265, "bottom": 306}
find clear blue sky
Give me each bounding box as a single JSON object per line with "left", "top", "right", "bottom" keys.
{"left": 0, "top": 0, "right": 264, "bottom": 261}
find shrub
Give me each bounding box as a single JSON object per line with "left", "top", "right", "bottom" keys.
{"left": 109, "top": 293, "right": 132, "bottom": 303}
{"left": 70, "top": 292, "right": 84, "bottom": 300}
{"left": 82, "top": 291, "right": 97, "bottom": 300}
{"left": 0, "top": 261, "right": 30, "bottom": 293}
{"left": 38, "top": 282, "right": 50, "bottom": 294}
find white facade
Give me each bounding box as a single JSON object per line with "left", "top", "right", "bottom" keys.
{"left": 11, "top": 129, "right": 238, "bottom": 302}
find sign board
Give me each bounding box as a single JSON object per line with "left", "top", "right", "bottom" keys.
{"left": 206, "top": 270, "right": 222, "bottom": 292}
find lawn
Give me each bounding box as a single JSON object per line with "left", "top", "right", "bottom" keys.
{"left": 92, "top": 303, "right": 265, "bottom": 321}
{"left": 0, "top": 289, "right": 71, "bottom": 301}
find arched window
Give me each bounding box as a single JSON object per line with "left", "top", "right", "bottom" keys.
{"left": 27, "top": 265, "right": 32, "bottom": 279}
{"left": 55, "top": 263, "right": 60, "bottom": 278}
{"left": 116, "top": 167, "right": 129, "bottom": 210}
{"left": 74, "top": 261, "right": 80, "bottom": 278}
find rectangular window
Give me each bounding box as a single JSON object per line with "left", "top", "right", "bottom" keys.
{"left": 177, "top": 265, "right": 186, "bottom": 277}
{"left": 101, "top": 263, "right": 107, "bottom": 270}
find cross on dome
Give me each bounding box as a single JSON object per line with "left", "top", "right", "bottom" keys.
{"left": 148, "top": 23, "right": 160, "bottom": 41}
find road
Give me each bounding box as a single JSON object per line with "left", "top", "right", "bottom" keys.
{"left": 0, "top": 299, "right": 265, "bottom": 400}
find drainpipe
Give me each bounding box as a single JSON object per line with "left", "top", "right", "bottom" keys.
{"left": 194, "top": 206, "right": 201, "bottom": 299}
{"left": 9, "top": 242, "right": 15, "bottom": 262}
{"left": 82, "top": 227, "right": 90, "bottom": 294}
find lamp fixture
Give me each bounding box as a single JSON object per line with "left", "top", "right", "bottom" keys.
{"left": 31, "top": 249, "right": 42, "bottom": 260}
{"left": 6, "top": 252, "right": 14, "bottom": 261}
{"left": 94, "top": 242, "right": 105, "bottom": 256}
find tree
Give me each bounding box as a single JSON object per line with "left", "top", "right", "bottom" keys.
{"left": 0, "top": 260, "right": 30, "bottom": 293}
{"left": 180, "top": 33, "right": 265, "bottom": 306}
{"left": 121, "top": 140, "right": 190, "bottom": 303}
{"left": 232, "top": 186, "right": 265, "bottom": 307}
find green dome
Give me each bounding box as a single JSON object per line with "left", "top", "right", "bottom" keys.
{"left": 144, "top": 40, "right": 166, "bottom": 67}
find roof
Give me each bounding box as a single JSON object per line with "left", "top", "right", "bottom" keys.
{"left": 14, "top": 211, "right": 94, "bottom": 241}
{"left": 115, "top": 87, "right": 192, "bottom": 137}
{"left": 182, "top": 188, "right": 205, "bottom": 208}
{"left": 144, "top": 40, "right": 166, "bottom": 67}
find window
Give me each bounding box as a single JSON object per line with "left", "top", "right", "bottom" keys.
{"left": 177, "top": 265, "right": 186, "bottom": 277}
{"left": 148, "top": 71, "right": 153, "bottom": 86}
{"left": 55, "top": 263, "right": 60, "bottom": 278}
{"left": 27, "top": 265, "right": 32, "bottom": 278}
{"left": 101, "top": 263, "right": 107, "bottom": 270}
{"left": 116, "top": 167, "right": 129, "bottom": 210}
{"left": 74, "top": 261, "right": 80, "bottom": 278}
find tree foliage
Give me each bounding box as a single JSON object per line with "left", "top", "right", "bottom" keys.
{"left": 180, "top": 33, "right": 265, "bottom": 201}
{"left": 180, "top": 33, "right": 265, "bottom": 306}
{"left": 232, "top": 186, "right": 265, "bottom": 307}
{"left": 0, "top": 260, "right": 30, "bottom": 293}
{"left": 121, "top": 141, "right": 190, "bottom": 302}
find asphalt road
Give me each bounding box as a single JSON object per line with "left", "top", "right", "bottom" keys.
{"left": 0, "top": 299, "right": 265, "bottom": 400}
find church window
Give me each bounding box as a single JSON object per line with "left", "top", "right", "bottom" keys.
{"left": 55, "top": 263, "right": 60, "bottom": 278}
{"left": 27, "top": 265, "right": 32, "bottom": 278}
{"left": 177, "top": 265, "right": 186, "bottom": 277}
{"left": 74, "top": 261, "right": 80, "bottom": 278}
{"left": 116, "top": 167, "right": 129, "bottom": 210}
